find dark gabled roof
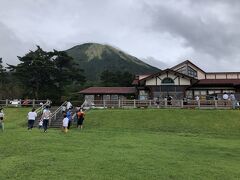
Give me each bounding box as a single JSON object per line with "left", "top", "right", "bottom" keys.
{"left": 171, "top": 60, "right": 206, "bottom": 73}
{"left": 194, "top": 79, "right": 240, "bottom": 87}
{"left": 139, "top": 68, "right": 196, "bottom": 82}
{"left": 79, "top": 87, "right": 136, "bottom": 94}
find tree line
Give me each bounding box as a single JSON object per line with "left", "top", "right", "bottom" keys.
{"left": 0, "top": 46, "right": 134, "bottom": 102}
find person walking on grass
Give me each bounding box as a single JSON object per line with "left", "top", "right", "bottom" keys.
{"left": 66, "top": 109, "right": 72, "bottom": 129}
{"left": 0, "top": 108, "right": 5, "bottom": 132}
{"left": 62, "top": 114, "right": 69, "bottom": 133}
{"left": 38, "top": 119, "right": 43, "bottom": 129}
{"left": 77, "top": 108, "right": 85, "bottom": 129}
{"left": 27, "top": 108, "right": 37, "bottom": 130}
{"left": 41, "top": 106, "right": 51, "bottom": 132}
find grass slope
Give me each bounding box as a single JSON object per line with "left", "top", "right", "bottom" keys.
{"left": 0, "top": 108, "right": 240, "bottom": 180}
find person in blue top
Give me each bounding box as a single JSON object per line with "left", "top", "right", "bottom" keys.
{"left": 66, "top": 109, "right": 72, "bottom": 129}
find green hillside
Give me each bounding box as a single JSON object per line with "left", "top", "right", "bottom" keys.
{"left": 65, "top": 43, "right": 159, "bottom": 82}
{"left": 0, "top": 108, "right": 240, "bottom": 179}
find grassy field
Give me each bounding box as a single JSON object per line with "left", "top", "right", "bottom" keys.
{"left": 0, "top": 108, "right": 240, "bottom": 180}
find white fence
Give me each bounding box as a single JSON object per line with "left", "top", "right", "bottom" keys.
{"left": 86, "top": 99, "right": 236, "bottom": 109}
{"left": 0, "top": 99, "right": 48, "bottom": 107}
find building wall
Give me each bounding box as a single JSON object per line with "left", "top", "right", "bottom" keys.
{"left": 187, "top": 64, "right": 205, "bottom": 79}
{"left": 227, "top": 74, "right": 238, "bottom": 79}
{"left": 206, "top": 73, "right": 240, "bottom": 79}
{"left": 145, "top": 72, "right": 191, "bottom": 86}
{"left": 206, "top": 74, "right": 216, "bottom": 79}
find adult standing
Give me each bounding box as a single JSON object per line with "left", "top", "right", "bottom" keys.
{"left": 229, "top": 92, "right": 236, "bottom": 109}
{"left": 0, "top": 108, "right": 4, "bottom": 132}
{"left": 195, "top": 95, "right": 200, "bottom": 101}
{"left": 66, "top": 101, "right": 72, "bottom": 110}
{"left": 223, "top": 92, "right": 229, "bottom": 106}
{"left": 66, "top": 109, "right": 72, "bottom": 129}
{"left": 41, "top": 106, "right": 51, "bottom": 132}
{"left": 27, "top": 108, "right": 37, "bottom": 130}
{"left": 77, "top": 109, "right": 85, "bottom": 129}
{"left": 155, "top": 97, "right": 160, "bottom": 108}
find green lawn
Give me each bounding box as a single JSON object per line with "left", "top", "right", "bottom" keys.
{"left": 0, "top": 108, "right": 240, "bottom": 180}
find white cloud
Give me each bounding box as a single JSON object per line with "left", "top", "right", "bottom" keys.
{"left": 0, "top": 0, "right": 240, "bottom": 71}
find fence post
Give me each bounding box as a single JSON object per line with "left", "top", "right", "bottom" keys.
{"left": 164, "top": 99, "right": 167, "bottom": 108}
{"left": 133, "top": 99, "right": 136, "bottom": 108}
{"left": 149, "top": 100, "right": 152, "bottom": 107}
{"left": 103, "top": 100, "right": 106, "bottom": 108}
{"left": 180, "top": 100, "right": 183, "bottom": 108}
{"left": 197, "top": 100, "right": 200, "bottom": 108}
{"left": 215, "top": 100, "right": 218, "bottom": 109}
{"left": 118, "top": 99, "right": 121, "bottom": 108}
{"left": 32, "top": 99, "right": 35, "bottom": 107}
{"left": 6, "top": 99, "right": 8, "bottom": 107}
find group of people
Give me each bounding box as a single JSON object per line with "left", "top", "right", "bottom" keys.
{"left": 27, "top": 101, "right": 86, "bottom": 133}
{"left": 27, "top": 105, "right": 51, "bottom": 132}
{"left": 222, "top": 92, "right": 237, "bottom": 109}
{"left": 62, "top": 106, "right": 85, "bottom": 133}
{"left": 155, "top": 95, "right": 173, "bottom": 108}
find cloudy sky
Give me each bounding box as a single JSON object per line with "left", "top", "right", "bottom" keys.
{"left": 0, "top": 0, "right": 240, "bottom": 71}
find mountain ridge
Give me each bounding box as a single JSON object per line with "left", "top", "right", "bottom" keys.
{"left": 65, "top": 43, "right": 160, "bottom": 82}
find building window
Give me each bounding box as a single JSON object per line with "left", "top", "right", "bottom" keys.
{"left": 187, "top": 66, "right": 197, "bottom": 78}
{"left": 111, "top": 95, "right": 118, "bottom": 101}
{"left": 176, "top": 66, "right": 187, "bottom": 74}
{"left": 162, "top": 78, "right": 174, "bottom": 84}
{"left": 103, "top": 95, "right": 110, "bottom": 100}
{"left": 139, "top": 90, "right": 148, "bottom": 100}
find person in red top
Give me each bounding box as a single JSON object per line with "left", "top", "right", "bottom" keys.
{"left": 77, "top": 108, "right": 85, "bottom": 129}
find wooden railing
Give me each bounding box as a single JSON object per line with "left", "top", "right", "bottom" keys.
{"left": 0, "top": 99, "right": 49, "bottom": 107}
{"left": 82, "top": 99, "right": 237, "bottom": 109}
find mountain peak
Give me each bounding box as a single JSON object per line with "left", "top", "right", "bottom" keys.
{"left": 65, "top": 43, "right": 159, "bottom": 82}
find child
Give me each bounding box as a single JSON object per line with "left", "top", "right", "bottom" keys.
{"left": 62, "top": 114, "right": 69, "bottom": 133}
{"left": 38, "top": 119, "right": 43, "bottom": 129}
{"left": 0, "top": 108, "right": 4, "bottom": 132}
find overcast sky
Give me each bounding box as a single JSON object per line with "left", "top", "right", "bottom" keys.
{"left": 0, "top": 0, "right": 240, "bottom": 71}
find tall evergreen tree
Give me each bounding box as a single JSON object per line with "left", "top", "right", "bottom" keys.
{"left": 0, "top": 58, "right": 8, "bottom": 98}
{"left": 100, "top": 70, "right": 134, "bottom": 87}
{"left": 8, "top": 46, "right": 86, "bottom": 101}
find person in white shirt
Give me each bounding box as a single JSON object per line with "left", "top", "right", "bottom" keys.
{"left": 62, "top": 114, "right": 69, "bottom": 133}
{"left": 66, "top": 101, "right": 72, "bottom": 110}
{"left": 38, "top": 119, "right": 43, "bottom": 129}
{"left": 61, "top": 105, "right": 66, "bottom": 114}
{"left": 195, "top": 96, "right": 200, "bottom": 101}
{"left": 0, "top": 108, "right": 5, "bottom": 132}
{"left": 41, "top": 106, "right": 51, "bottom": 132}
{"left": 229, "top": 92, "right": 236, "bottom": 109}
{"left": 223, "top": 92, "right": 229, "bottom": 106}
{"left": 27, "top": 108, "right": 37, "bottom": 130}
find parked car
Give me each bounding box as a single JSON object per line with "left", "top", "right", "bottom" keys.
{"left": 22, "top": 99, "right": 31, "bottom": 105}
{"left": 9, "top": 99, "right": 21, "bottom": 107}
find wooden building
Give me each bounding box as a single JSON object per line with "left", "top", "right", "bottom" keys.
{"left": 79, "top": 60, "right": 240, "bottom": 100}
